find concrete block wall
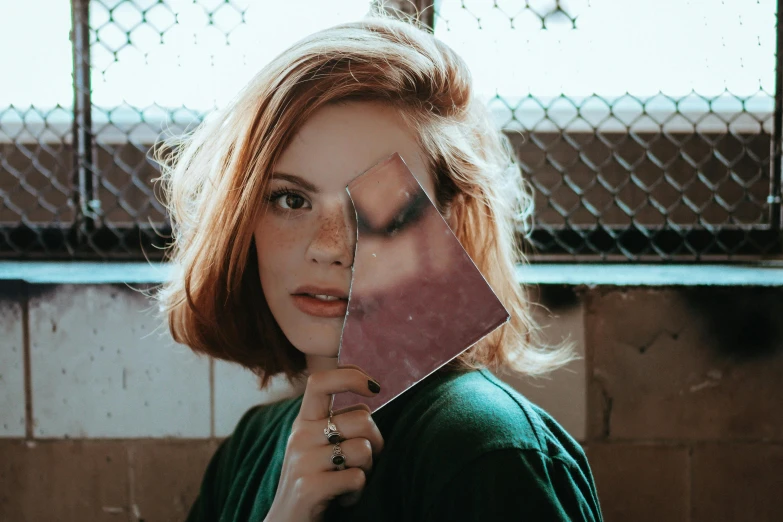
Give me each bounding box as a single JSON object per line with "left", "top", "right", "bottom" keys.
{"left": 1, "top": 280, "right": 781, "bottom": 521}
{"left": 0, "top": 282, "right": 302, "bottom": 521}
{"left": 584, "top": 287, "right": 783, "bottom": 522}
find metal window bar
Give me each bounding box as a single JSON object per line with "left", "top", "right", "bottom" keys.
{"left": 0, "top": 0, "right": 780, "bottom": 261}
{"left": 772, "top": 0, "right": 783, "bottom": 231}
{"left": 72, "top": 0, "right": 97, "bottom": 249}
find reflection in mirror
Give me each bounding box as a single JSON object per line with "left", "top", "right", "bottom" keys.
{"left": 331, "top": 152, "right": 510, "bottom": 413}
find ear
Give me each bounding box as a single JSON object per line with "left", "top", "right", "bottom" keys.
{"left": 444, "top": 193, "right": 464, "bottom": 231}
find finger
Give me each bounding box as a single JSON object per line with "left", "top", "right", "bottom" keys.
{"left": 337, "top": 363, "right": 370, "bottom": 374}
{"left": 314, "top": 437, "right": 373, "bottom": 475}
{"left": 331, "top": 402, "right": 372, "bottom": 417}
{"left": 300, "top": 368, "right": 381, "bottom": 421}
{"left": 305, "top": 409, "right": 384, "bottom": 455}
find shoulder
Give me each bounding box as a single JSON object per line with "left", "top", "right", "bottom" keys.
{"left": 381, "top": 369, "right": 601, "bottom": 521}
{"left": 205, "top": 396, "right": 303, "bottom": 490}
{"left": 185, "top": 396, "right": 304, "bottom": 521}
{"left": 393, "top": 368, "right": 579, "bottom": 457}
{"left": 380, "top": 369, "right": 598, "bottom": 506}
{"left": 219, "top": 395, "right": 303, "bottom": 465}
{"left": 234, "top": 395, "right": 302, "bottom": 435}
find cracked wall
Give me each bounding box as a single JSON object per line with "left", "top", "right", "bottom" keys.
{"left": 585, "top": 287, "right": 783, "bottom": 522}
{"left": 2, "top": 282, "right": 781, "bottom": 521}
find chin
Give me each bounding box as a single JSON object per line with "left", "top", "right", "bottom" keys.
{"left": 297, "top": 341, "right": 340, "bottom": 358}
{"left": 286, "top": 323, "right": 342, "bottom": 358}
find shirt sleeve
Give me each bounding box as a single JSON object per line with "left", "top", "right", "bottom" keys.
{"left": 421, "top": 448, "right": 603, "bottom": 522}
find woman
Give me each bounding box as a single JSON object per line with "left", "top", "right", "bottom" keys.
{"left": 152, "top": 10, "right": 603, "bottom": 522}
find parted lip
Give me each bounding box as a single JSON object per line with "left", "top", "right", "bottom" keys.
{"left": 292, "top": 285, "right": 349, "bottom": 299}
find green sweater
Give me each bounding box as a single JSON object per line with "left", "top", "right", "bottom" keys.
{"left": 186, "top": 368, "right": 603, "bottom": 521}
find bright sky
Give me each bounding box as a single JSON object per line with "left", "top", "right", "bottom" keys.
{"left": 436, "top": 0, "right": 776, "bottom": 98}
{"left": 0, "top": 0, "right": 775, "bottom": 111}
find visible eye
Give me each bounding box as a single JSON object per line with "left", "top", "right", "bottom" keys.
{"left": 267, "top": 189, "right": 311, "bottom": 211}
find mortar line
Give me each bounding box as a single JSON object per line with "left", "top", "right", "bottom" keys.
{"left": 21, "top": 282, "right": 33, "bottom": 440}
{"left": 127, "top": 443, "right": 137, "bottom": 522}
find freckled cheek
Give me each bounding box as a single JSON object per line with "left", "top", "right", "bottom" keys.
{"left": 256, "top": 219, "right": 308, "bottom": 276}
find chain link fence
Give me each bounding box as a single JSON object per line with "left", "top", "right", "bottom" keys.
{"left": 1, "top": 0, "right": 781, "bottom": 261}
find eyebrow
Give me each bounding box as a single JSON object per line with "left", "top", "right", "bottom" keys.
{"left": 270, "top": 172, "right": 320, "bottom": 193}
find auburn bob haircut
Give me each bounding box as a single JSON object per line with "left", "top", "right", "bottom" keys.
{"left": 151, "top": 10, "right": 577, "bottom": 388}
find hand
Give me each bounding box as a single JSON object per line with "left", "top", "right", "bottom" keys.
{"left": 264, "top": 366, "right": 384, "bottom": 522}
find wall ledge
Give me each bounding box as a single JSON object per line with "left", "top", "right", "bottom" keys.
{"left": 2, "top": 261, "right": 783, "bottom": 286}
{"left": 515, "top": 263, "right": 783, "bottom": 286}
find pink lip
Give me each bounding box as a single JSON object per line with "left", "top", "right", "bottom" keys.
{"left": 293, "top": 285, "right": 349, "bottom": 299}
{"left": 291, "top": 295, "right": 348, "bottom": 318}
{"left": 291, "top": 285, "right": 349, "bottom": 318}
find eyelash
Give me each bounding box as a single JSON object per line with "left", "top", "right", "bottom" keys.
{"left": 357, "top": 190, "right": 428, "bottom": 238}
{"left": 385, "top": 194, "right": 427, "bottom": 236}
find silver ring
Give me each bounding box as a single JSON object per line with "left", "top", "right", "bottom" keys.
{"left": 331, "top": 442, "right": 346, "bottom": 470}
{"left": 324, "top": 415, "right": 342, "bottom": 444}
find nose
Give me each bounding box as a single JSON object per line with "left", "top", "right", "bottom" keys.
{"left": 305, "top": 201, "right": 356, "bottom": 268}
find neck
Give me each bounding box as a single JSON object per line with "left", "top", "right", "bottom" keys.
{"left": 305, "top": 354, "right": 339, "bottom": 374}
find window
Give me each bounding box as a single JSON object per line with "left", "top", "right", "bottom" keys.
{"left": 435, "top": 0, "right": 779, "bottom": 260}
{"left": 1, "top": 0, "right": 779, "bottom": 260}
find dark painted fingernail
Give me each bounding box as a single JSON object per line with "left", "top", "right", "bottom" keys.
{"left": 368, "top": 379, "right": 381, "bottom": 394}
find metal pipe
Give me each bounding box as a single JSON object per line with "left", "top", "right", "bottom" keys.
{"left": 770, "top": 0, "right": 782, "bottom": 229}
{"left": 70, "top": 0, "right": 96, "bottom": 241}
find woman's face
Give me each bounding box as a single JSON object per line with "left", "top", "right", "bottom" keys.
{"left": 253, "top": 100, "right": 439, "bottom": 369}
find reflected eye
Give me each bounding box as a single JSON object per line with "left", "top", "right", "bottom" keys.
{"left": 356, "top": 189, "right": 429, "bottom": 238}
{"left": 267, "top": 189, "right": 310, "bottom": 211}
{"left": 386, "top": 215, "right": 406, "bottom": 236}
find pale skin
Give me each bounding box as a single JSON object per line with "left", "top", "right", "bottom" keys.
{"left": 253, "top": 100, "right": 454, "bottom": 521}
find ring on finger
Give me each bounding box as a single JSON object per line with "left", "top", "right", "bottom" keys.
{"left": 331, "top": 443, "right": 347, "bottom": 471}
{"left": 324, "top": 414, "right": 342, "bottom": 444}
